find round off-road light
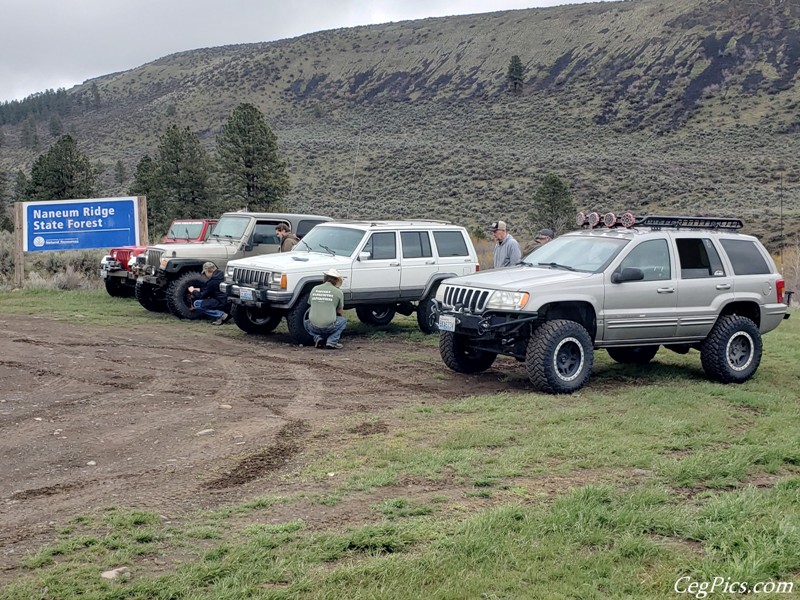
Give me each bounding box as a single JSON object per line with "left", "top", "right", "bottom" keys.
{"left": 620, "top": 211, "right": 636, "bottom": 228}
{"left": 576, "top": 211, "right": 587, "bottom": 227}
{"left": 587, "top": 212, "right": 600, "bottom": 228}
{"left": 603, "top": 212, "right": 617, "bottom": 227}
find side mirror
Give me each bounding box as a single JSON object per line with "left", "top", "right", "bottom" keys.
{"left": 611, "top": 267, "right": 644, "bottom": 283}
{"left": 358, "top": 251, "right": 371, "bottom": 262}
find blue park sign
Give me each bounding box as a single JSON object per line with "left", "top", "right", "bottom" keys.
{"left": 23, "top": 197, "right": 142, "bottom": 253}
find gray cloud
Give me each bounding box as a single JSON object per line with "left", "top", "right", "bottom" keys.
{"left": 0, "top": 0, "right": 604, "bottom": 102}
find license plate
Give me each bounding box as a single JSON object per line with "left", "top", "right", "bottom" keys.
{"left": 438, "top": 314, "right": 456, "bottom": 332}
{"left": 239, "top": 288, "right": 254, "bottom": 301}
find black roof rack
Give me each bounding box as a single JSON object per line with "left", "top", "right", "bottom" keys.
{"left": 636, "top": 216, "right": 744, "bottom": 231}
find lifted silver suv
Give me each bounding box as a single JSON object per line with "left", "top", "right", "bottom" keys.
{"left": 435, "top": 213, "right": 790, "bottom": 394}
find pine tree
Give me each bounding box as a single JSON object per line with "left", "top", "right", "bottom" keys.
{"left": 507, "top": 55, "right": 525, "bottom": 94}
{"left": 21, "top": 117, "right": 39, "bottom": 149}
{"left": 14, "top": 171, "right": 28, "bottom": 201}
{"left": 148, "top": 126, "right": 215, "bottom": 232}
{"left": 528, "top": 174, "right": 575, "bottom": 236}
{"left": 114, "top": 160, "right": 126, "bottom": 185}
{"left": 129, "top": 155, "right": 158, "bottom": 228}
{"left": 216, "top": 103, "right": 290, "bottom": 212}
{"left": 49, "top": 115, "right": 64, "bottom": 137}
{"left": 25, "top": 135, "right": 95, "bottom": 200}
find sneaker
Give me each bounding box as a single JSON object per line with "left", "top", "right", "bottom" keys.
{"left": 325, "top": 343, "right": 343, "bottom": 350}
{"left": 212, "top": 313, "right": 229, "bottom": 326}
{"left": 314, "top": 338, "right": 325, "bottom": 349}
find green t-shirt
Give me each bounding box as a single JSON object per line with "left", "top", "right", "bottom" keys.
{"left": 308, "top": 281, "right": 344, "bottom": 328}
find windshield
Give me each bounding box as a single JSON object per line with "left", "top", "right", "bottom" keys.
{"left": 295, "top": 226, "right": 365, "bottom": 257}
{"left": 522, "top": 235, "right": 629, "bottom": 272}
{"left": 166, "top": 221, "right": 204, "bottom": 240}
{"left": 209, "top": 216, "right": 249, "bottom": 240}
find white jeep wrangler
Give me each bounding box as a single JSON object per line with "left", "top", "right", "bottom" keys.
{"left": 221, "top": 220, "right": 479, "bottom": 344}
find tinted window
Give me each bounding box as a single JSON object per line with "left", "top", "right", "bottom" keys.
{"left": 433, "top": 231, "right": 469, "bottom": 257}
{"left": 401, "top": 231, "right": 433, "bottom": 258}
{"left": 296, "top": 219, "right": 327, "bottom": 238}
{"left": 253, "top": 221, "right": 281, "bottom": 245}
{"left": 616, "top": 239, "right": 671, "bottom": 281}
{"left": 720, "top": 239, "right": 771, "bottom": 275}
{"left": 363, "top": 232, "right": 397, "bottom": 260}
{"left": 676, "top": 238, "right": 725, "bottom": 279}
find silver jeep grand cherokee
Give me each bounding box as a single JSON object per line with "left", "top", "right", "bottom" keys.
{"left": 435, "top": 213, "right": 790, "bottom": 394}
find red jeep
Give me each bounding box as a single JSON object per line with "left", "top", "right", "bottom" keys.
{"left": 100, "top": 219, "right": 217, "bottom": 297}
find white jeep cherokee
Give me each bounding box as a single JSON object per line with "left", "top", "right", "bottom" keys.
{"left": 221, "top": 220, "right": 479, "bottom": 344}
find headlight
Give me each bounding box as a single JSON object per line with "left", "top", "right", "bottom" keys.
{"left": 485, "top": 290, "right": 530, "bottom": 311}
{"left": 269, "top": 273, "right": 287, "bottom": 289}
{"left": 435, "top": 286, "right": 446, "bottom": 302}
{"left": 226, "top": 265, "right": 234, "bottom": 276}
{"left": 160, "top": 258, "right": 168, "bottom": 268}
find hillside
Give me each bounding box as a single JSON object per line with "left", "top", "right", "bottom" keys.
{"left": 1, "top": 0, "right": 799, "bottom": 247}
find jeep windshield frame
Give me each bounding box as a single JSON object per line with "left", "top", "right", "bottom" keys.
{"left": 522, "top": 235, "right": 629, "bottom": 273}
{"left": 209, "top": 215, "right": 250, "bottom": 241}
{"left": 293, "top": 226, "right": 365, "bottom": 257}
{"left": 166, "top": 221, "right": 205, "bottom": 240}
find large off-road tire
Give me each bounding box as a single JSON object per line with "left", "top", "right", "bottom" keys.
{"left": 439, "top": 331, "right": 497, "bottom": 374}
{"left": 700, "top": 315, "right": 762, "bottom": 383}
{"left": 104, "top": 277, "right": 134, "bottom": 298}
{"left": 166, "top": 271, "right": 206, "bottom": 320}
{"left": 416, "top": 287, "right": 441, "bottom": 334}
{"left": 355, "top": 305, "right": 396, "bottom": 326}
{"left": 135, "top": 280, "right": 167, "bottom": 313}
{"left": 286, "top": 291, "right": 314, "bottom": 346}
{"left": 606, "top": 345, "right": 659, "bottom": 365}
{"left": 232, "top": 305, "right": 282, "bottom": 335}
{"left": 526, "top": 319, "right": 594, "bottom": 394}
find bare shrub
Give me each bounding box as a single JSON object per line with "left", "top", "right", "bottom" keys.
{"left": 0, "top": 231, "right": 13, "bottom": 283}
{"left": 25, "top": 272, "right": 57, "bottom": 290}
{"left": 53, "top": 267, "right": 91, "bottom": 291}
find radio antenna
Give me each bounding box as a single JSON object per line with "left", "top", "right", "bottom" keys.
{"left": 779, "top": 170, "right": 784, "bottom": 272}
{"left": 346, "top": 116, "right": 363, "bottom": 219}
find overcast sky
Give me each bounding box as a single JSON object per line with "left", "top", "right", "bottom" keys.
{"left": 1, "top": 0, "right": 609, "bottom": 103}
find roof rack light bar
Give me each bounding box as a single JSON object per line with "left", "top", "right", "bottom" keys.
{"left": 637, "top": 216, "right": 744, "bottom": 230}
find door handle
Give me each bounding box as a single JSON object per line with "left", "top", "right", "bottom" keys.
{"left": 716, "top": 283, "right": 731, "bottom": 290}
{"left": 657, "top": 287, "right": 675, "bottom": 294}
{"left": 389, "top": 262, "right": 400, "bottom": 267}
{"left": 425, "top": 260, "right": 436, "bottom": 265}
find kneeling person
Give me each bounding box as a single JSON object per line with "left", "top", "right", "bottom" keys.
{"left": 305, "top": 268, "right": 346, "bottom": 349}
{"left": 188, "top": 262, "right": 230, "bottom": 325}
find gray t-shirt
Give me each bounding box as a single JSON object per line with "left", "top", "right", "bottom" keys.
{"left": 308, "top": 281, "right": 344, "bottom": 328}
{"left": 493, "top": 233, "right": 522, "bottom": 269}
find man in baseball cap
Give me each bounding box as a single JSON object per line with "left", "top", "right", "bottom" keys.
{"left": 490, "top": 220, "right": 522, "bottom": 269}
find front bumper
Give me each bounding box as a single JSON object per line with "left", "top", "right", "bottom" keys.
{"left": 220, "top": 282, "right": 293, "bottom": 308}
{"left": 437, "top": 306, "right": 540, "bottom": 336}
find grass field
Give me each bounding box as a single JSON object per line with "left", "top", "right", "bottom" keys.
{"left": 1, "top": 291, "right": 798, "bottom": 599}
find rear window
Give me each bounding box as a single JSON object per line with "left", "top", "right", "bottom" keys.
{"left": 720, "top": 239, "right": 771, "bottom": 275}
{"left": 296, "top": 219, "right": 327, "bottom": 238}
{"left": 433, "top": 231, "right": 469, "bottom": 257}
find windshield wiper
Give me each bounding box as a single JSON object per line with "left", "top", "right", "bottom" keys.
{"left": 297, "top": 239, "right": 311, "bottom": 252}
{"left": 538, "top": 262, "right": 576, "bottom": 271}
{"left": 319, "top": 243, "right": 336, "bottom": 256}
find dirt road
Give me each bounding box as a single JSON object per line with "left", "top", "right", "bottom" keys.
{"left": 0, "top": 315, "right": 524, "bottom": 569}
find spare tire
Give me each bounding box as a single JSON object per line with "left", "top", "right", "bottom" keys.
{"left": 166, "top": 272, "right": 206, "bottom": 320}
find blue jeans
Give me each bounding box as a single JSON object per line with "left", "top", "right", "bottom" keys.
{"left": 305, "top": 316, "right": 347, "bottom": 345}
{"left": 193, "top": 300, "right": 226, "bottom": 320}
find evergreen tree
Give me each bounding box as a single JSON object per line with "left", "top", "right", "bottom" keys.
{"left": 216, "top": 103, "right": 290, "bottom": 212}
{"left": 49, "top": 115, "right": 64, "bottom": 137}
{"left": 21, "top": 117, "right": 39, "bottom": 149}
{"left": 25, "top": 135, "right": 96, "bottom": 200}
{"left": 507, "top": 55, "right": 525, "bottom": 94}
{"left": 0, "top": 172, "right": 12, "bottom": 232}
{"left": 129, "top": 155, "right": 158, "bottom": 226}
{"left": 528, "top": 174, "right": 575, "bottom": 236}
{"left": 15, "top": 171, "right": 29, "bottom": 201}
{"left": 114, "top": 160, "right": 126, "bottom": 185}
{"left": 148, "top": 126, "right": 215, "bottom": 232}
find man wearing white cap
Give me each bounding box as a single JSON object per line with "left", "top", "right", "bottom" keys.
{"left": 305, "top": 268, "right": 347, "bottom": 349}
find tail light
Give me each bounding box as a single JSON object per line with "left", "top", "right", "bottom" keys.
{"left": 776, "top": 279, "right": 785, "bottom": 304}
{"left": 476, "top": 264, "right": 480, "bottom": 272}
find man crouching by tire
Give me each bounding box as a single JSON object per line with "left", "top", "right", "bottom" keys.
{"left": 188, "top": 262, "right": 230, "bottom": 325}
{"left": 305, "top": 268, "right": 347, "bottom": 349}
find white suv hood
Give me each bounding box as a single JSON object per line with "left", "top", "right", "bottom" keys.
{"left": 227, "top": 251, "right": 354, "bottom": 272}
{"left": 447, "top": 265, "right": 594, "bottom": 289}
{"left": 150, "top": 241, "right": 240, "bottom": 259}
